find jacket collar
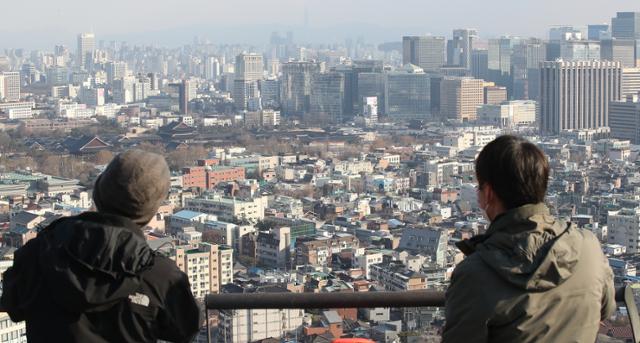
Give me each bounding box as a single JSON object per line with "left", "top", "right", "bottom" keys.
{"left": 455, "top": 203, "right": 550, "bottom": 256}
{"left": 74, "top": 211, "right": 145, "bottom": 238}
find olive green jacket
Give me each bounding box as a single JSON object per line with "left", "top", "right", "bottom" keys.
{"left": 443, "top": 203, "right": 616, "bottom": 343}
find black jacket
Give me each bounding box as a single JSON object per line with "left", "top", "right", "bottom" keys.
{"left": 0, "top": 212, "right": 200, "bottom": 343}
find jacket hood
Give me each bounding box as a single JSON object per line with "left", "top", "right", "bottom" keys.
{"left": 456, "top": 203, "right": 582, "bottom": 291}
{"left": 38, "top": 212, "right": 155, "bottom": 312}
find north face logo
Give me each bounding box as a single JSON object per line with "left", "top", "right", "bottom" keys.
{"left": 128, "top": 293, "right": 150, "bottom": 307}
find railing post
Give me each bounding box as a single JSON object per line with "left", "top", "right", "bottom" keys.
{"left": 205, "top": 308, "right": 210, "bottom": 343}
{"left": 618, "top": 285, "right": 640, "bottom": 343}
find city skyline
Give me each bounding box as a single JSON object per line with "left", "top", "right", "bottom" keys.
{"left": 2, "top": 3, "right": 640, "bottom": 343}
{"left": 1, "top": 1, "right": 639, "bottom": 50}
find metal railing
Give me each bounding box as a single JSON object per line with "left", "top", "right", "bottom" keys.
{"left": 205, "top": 286, "right": 640, "bottom": 343}
{"left": 205, "top": 289, "right": 446, "bottom": 310}
{"left": 617, "top": 285, "right": 640, "bottom": 343}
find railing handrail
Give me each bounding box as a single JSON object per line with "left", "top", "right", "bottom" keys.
{"left": 205, "top": 287, "right": 639, "bottom": 343}
{"left": 205, "top": 290, "right": 446, "bottom": 310}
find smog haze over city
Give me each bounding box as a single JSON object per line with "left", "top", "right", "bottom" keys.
{"left": 1, "top": 1, "right": 640, "bottom": 342}
{"left": 1, "top": 0, "right": 639, "bottom": 48}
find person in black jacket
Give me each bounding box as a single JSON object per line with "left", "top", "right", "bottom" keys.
{"left": 0, "top": 149, "right": 200, "bottom": 343}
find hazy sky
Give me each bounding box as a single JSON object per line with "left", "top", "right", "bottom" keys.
{"left": 1, "top": 0, "right": 638, "bottom": 49}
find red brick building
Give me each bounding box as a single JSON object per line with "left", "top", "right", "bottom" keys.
{"left": 206, "top": 166, "right": 245, "bottom": 188}
{"left": 197, "top": 158, "right": 220, "bottom": 167}
{"left": 182, "top": 166, "right": 207, "bottom": 189}
{"left": 182, "top": 165, "right": 245, "bottom": 190}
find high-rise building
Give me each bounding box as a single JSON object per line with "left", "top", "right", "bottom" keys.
{"left": 46, "top": 66, "right": 68, "bottom": 86}
{"left": 511, "top": 39, "right": 546, "bottom": 100}
{"left": 105, "top": 61, "right": 127, "bottom": 84}
{"left": 363, "top": 96, "right": 378, "bottom": 123}
{"left": 601, "top": 39, "right": 636, "bottom": 67}
{"left": 334, "top": 60, "right": 384, "bottom": 117}
{"left": 447, "top": 29, "right": 478, "bottom": 69}
{"left": 204, "top": 56, "right": 220, "bottom": 80}
{"left": 430, "top": 76, "right": 443, "bottom": 115}
{"left": 1, "top": 72, "right": 20, "bottom": 102}
{"left": 79, "top": 87, "right": 105, "bottom": 106}
{"left": 610, "top": 94, "right": 640, "bottom": 144}
{"left": 132, "top": 75, "right": 151, "bottom": 102}
{"left": 622, "top": 67, "right": 640, "bottom": 97}
{"left": 385, "top": 64, "right": 431, "bottom": 119}
{"left": 559, "top": 40, "right": 601, "bottom": 61}
{"left": 587, "top": 24, "right": 609, "bottom": 40}
{"left": 259, "top": 78, "right": 280, "bottom": 109}
{"left": 333, "top": 65, "right": 358, "bottom": 119}
{"left": 21, "top": 63, "right": 37, "bottom": 85}
{"left": 612, "top": 12, "right": 640, "bottom": 39}
{"left": 439, "top": 77, "right": 484, "bottom": 121}
{"left": 235, "top": 53, "right": 263, "bottom": 81}
{"left": 488, "top": 37, "right": 521, "bottom": 91}
{"left": 540, "top": 60, "right": 622, "bottom": 135}
{"left": 588, "top": 24, "right": 610, "bottom": 40}
{"left": 54, "top": 45, "right": 70, "bottom": 66}
{"left": 77, "top": 33, "right": 96, "bottom": 70}
{"left": 612, "top": 12, "right": 640, "bottom": 66}
{"left": 233, "top": 53, "right": 264, "bottom": 110}
{"left": 471, "top": 49, "right": 489, "bottom": 80}
{"left": 280, "top": 61, "right": 323, "bottom": 116}
{"left": 180, "top": 80, "right": 190, "bottom": 114}
{"left": 484, "top": 85, "right": 507, "bottom": 105}
{"left": 147, "top": 73, "right": 159, "bottom": 90}
{"left": 358, "top": 72, "right": 386, "bottom": 116}
{"left": 549, "top": 26, "right": 584, "bottom": 41}
{"left": 439, "top": 66, "right": 471, "bottom": 77}
{"left": 113, "top": 75, "right": 135, "bottom": 104}
{"left": 309, "top": 72, "right": 346, "bottom": 123}
{"left": 403, "top": 36, "right": 446, "bottom": 72}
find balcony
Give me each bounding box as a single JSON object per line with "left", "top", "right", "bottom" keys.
{"left": 203, "top": 286, "right": 640, "bottom": 343}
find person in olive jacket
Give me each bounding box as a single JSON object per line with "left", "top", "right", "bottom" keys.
{"left": 443, "top": 135, "right": 616, "bottom": 343}
{"left": 1, "top": 149, "right": 200, "bottom": 343}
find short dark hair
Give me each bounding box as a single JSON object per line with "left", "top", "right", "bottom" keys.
{"left": 475, "top": 135, "right": 549, "bottom": 209}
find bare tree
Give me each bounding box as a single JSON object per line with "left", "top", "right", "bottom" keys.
{"left": 94, "top": 150, "right": 115, "bottom": 165}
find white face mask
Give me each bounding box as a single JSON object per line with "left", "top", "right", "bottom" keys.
{"left": 481, "top": 202, "right": 491, "bottom": 221}
{"left": 477, "top": 185, "right": 490, "bottom": 220}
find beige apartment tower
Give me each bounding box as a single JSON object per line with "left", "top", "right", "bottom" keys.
{"left": 540, "top": 60, "right": 622, "bottom": 135}
{"left": 440, "top": 77, "right": 484, "bottom": 121}
{"left": 233, "top": 53, "right": 264, "bottom": 110}
{"left": 77, "top": 33, "right": 95, "bottom": 70}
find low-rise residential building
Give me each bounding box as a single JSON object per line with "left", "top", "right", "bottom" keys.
{"left": 218, "top": 286, "right": 304, "bottom": 343}
{"left": 256, "top": 227, "right": 291, "bottom": 269}
{"left": 171, "top": 242, "right": 233, "bottom": 298}
{"left": 185, "top": 195, "right": 267, "bottom": 223}
{"left": 296, "top": 233, "right": 360, "bottom": 266}
{"left": 398, "top": 228, "right": 448, "bottom": 267}
{"left": 370, "top": 261, "right": 428, "bottom": 291}
{"left": 608, "top": 208, "right": 640, "bottom": 253}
